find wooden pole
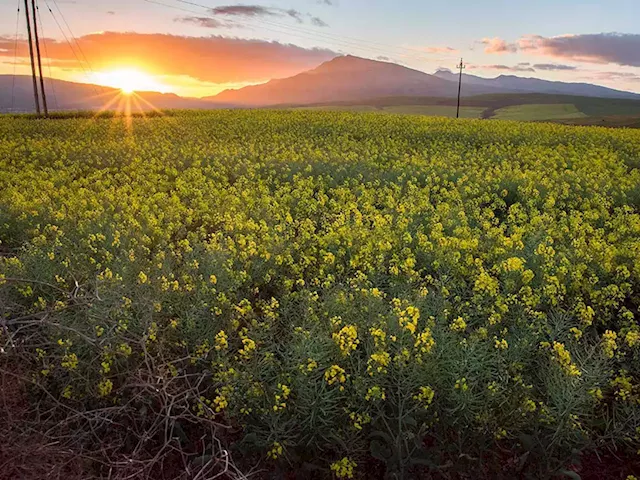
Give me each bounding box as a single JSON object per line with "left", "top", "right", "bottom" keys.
{"left": 456, "top": 58, "right": 465, "bottom": 119}
{"left": 31, "top": 0, "right": 48, "bottom": 116}
{"left": 24, "top": 0, "right": 40, "bottom": 115}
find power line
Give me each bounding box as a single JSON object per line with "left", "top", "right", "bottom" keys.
{"left": 11, "top": 1, "right": 20, "bottom": 112}
{"left": 144, "top": 0, "right": 457, "bottom": 66}
{"left": 144, "top": 0, "right": 380, "bottom": 55}
{"left": 50, "top": 0, "right": 103, "bottom": 92}
{"left": 174, "top": 0, "right": 455, "bottom": 62}
{"left": 36, "top": 0, "right": 58, "bottom": 110}
{"left": 41, "top": 0, "right": 99, "bottom": 95}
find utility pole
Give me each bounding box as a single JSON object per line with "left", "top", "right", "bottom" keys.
{"left": 31, "top": 0, "right": 48, "bottom": 116}
{"left": 24, "top": 0, "right": 40, "bottom": 115}
{"left": 456, "top": 58, "right": 465, "bottom": 119}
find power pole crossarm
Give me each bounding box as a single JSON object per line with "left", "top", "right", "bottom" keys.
{"left": 24, "top": 0, "right": 40, "bottom": 115}
{"left": 456, "top": 58, "right": 465, "bottom": 119}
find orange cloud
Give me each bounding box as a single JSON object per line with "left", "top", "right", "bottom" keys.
{"left": 0, "top": 32, "right": 338, "bottom": 84}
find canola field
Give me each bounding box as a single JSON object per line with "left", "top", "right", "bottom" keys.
{"left": 1, "top": 110, "right": 640, "bottom": 478}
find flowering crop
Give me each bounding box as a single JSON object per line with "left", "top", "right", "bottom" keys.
{"left": 1, "top": 110, "right": 640, "bottom": 478}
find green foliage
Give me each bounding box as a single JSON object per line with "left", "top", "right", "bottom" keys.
{"left": 492, "top": 104, "right": 587, "bottom": 121}
{"left": 1, "top": 111, "right": 640, "bottom": 478}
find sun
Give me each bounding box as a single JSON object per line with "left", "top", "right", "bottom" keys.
{"left": 92, "top": 68, "right": 169, "bottom": 94}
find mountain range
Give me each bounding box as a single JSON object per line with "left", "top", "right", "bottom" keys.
{"left": 0, "top": 76, "right": 223, "bottom": 113}
{"left": 2, "top": 55, "right": 638, "bottom": 113}
{"left": 210, "top": 56, "right": 639, "bottom": 106}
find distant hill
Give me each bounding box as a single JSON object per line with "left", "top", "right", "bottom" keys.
{"left": 290, "top": 92, "right": 640, "bottom": 126}
{"left": 433, "top": 69, "right": 638, "bottom": 100}
{"left": 208, "top": 55, "right": 640, "bottom": 106}
{"left": 207, "top": 55, "right": 513, "bottom": 106}
{"left": 0, "top": 76, "right": 225, "bottom": 113}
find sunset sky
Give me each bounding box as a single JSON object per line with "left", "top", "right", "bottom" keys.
{"left": 1, "top": 0, "right": 639, "bottom": 97}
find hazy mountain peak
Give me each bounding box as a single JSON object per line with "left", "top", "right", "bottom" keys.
{"left": 313, "top": 55, "right": 398, "bottom": 73}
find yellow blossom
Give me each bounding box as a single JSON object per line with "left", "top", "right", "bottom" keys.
{"left": 455, "top": 378, "right": 469, "bottom": 392}
{"left": 602, "top": 330, "right": 618, "bottom": 358}
{"left": 450, "top": 317, "right": 467, "bottom": 333}
{"left": 61, "top": 353, "right": 78, "bottom": 371}
{"left": 324, "top": 365, "right": 347, "bottom": 390}
{"left": 367, "top": 351, "right": 390, "bottom": 375}
{"left": 214, "top": 330, "right": 229, "bottom": 351}
{"left": 267, "top": 442, "right": 283, "bottom": 460}
{"left": 625, "top": 330, "right": 640, "bottom": 348}
{"left": 413, "top": 386, "right": 435, "bottom": 408}
{"left": 349, "top": 411, "right": 371, "bottom": 430}
{"left": 98, "top": 379, "right": 113, "bottom": 397}
{"left": 333, "top": 324, "right": 359, "bottom": 356}
{"left": 330, "top": 457, "right": 357, "bottom": 479}
{"left": 365, "top": 385, "right": 386, "bottom": 401}
{"left": 549, "top": 342, "right": 581, "bottom": 377}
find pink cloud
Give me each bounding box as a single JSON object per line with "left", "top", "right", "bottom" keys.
{"left": 481, "top": 37, "right": 517, "bottom": 54}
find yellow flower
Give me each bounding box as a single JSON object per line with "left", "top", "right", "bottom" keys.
{"left": 502, "top": 257, "right": 525, "bottom": 272}
{"left": 494, "top": 428, "right": 507, "bottom": 440}
{"left": 273, "top": 383, "right": 291, "bottom": 411}
{"left": 414, "top": 328, "right": 435, "bottom": 354}
{"left": 494, "top": 338, "right": 508, "bottom": 350}
{"left": 369, "top": 327, "right": 386, "bottom": 348}
{"left": 522, "top": 399, "right": 537, "bottom": 413}
{"left": 365, "top": 385, "right": 385, "bottom": 401}
{"left": 450, "top": 317, "right": 467, "bottom": 333}
{"left": 333, "top": 324, "right": 359, "bottom": 356}
{"left": 212, "top": 387, "right": 232, "bottom": 412}
{"left": 300, "top": 358, "right": 318, "bottom": 373}
{"left": 239, "top": 337, "right": 256, "bottom": 359}
{"left": 61, "top": 353, "right": 78, "bottom": 371}
{"left": 137, "top": 271, "right": 148, "bottom": 284}
{"left": 588, "top": 387, "right": 603, "bottom": 401}
{"left": 214, "top": 330, "right": 229, "bottom": 351}
{"left": 330, "top": 457, "right": 357, "bottom": 479}
{"left": 569, "top": 327, "right": 583, "bottom": 340}
{"left": 117, "top": 343, "right": 132, "bottom": 357}
{"left": 147, "top": 322, "right": 158, "bottom": 342}
{"left": 625, "top": 330, "right": 640, "bottom": 348}
{"left": 267, "top": 442, "right": 283, "bottom": 460}
{"left": 611, "top": 373, "right": 634, "bottom": 401}
{"left": 602, "top": 330, "right": 617, "bottom": 358}
{"left": 548, "top": 341, "right": 581, "bottom": 377}
{"left": 395, "top": 302, "right": 420, "bottom": 334}
{"left": 349, "top": 411, "right": 371, "bottom": 430}
{"left": 367, "top": 351, "right": 390, "bottom": 375}
{"left": 61, "top": 385, "right": 73, "bottom": 399}
{"left": 455, "top": 378, "right": 468, "bottom": 392}
{"left": 324, "top": 365, "right": 347, "bottom": 390}
{"left": 474, "top": 271, "right": 499, "bottom": 296}
{"left": 413, "top": 386, "right": 435, "bottom": 408}
{"left": 98, "top": 379, "right": 113, "bottom": 397}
